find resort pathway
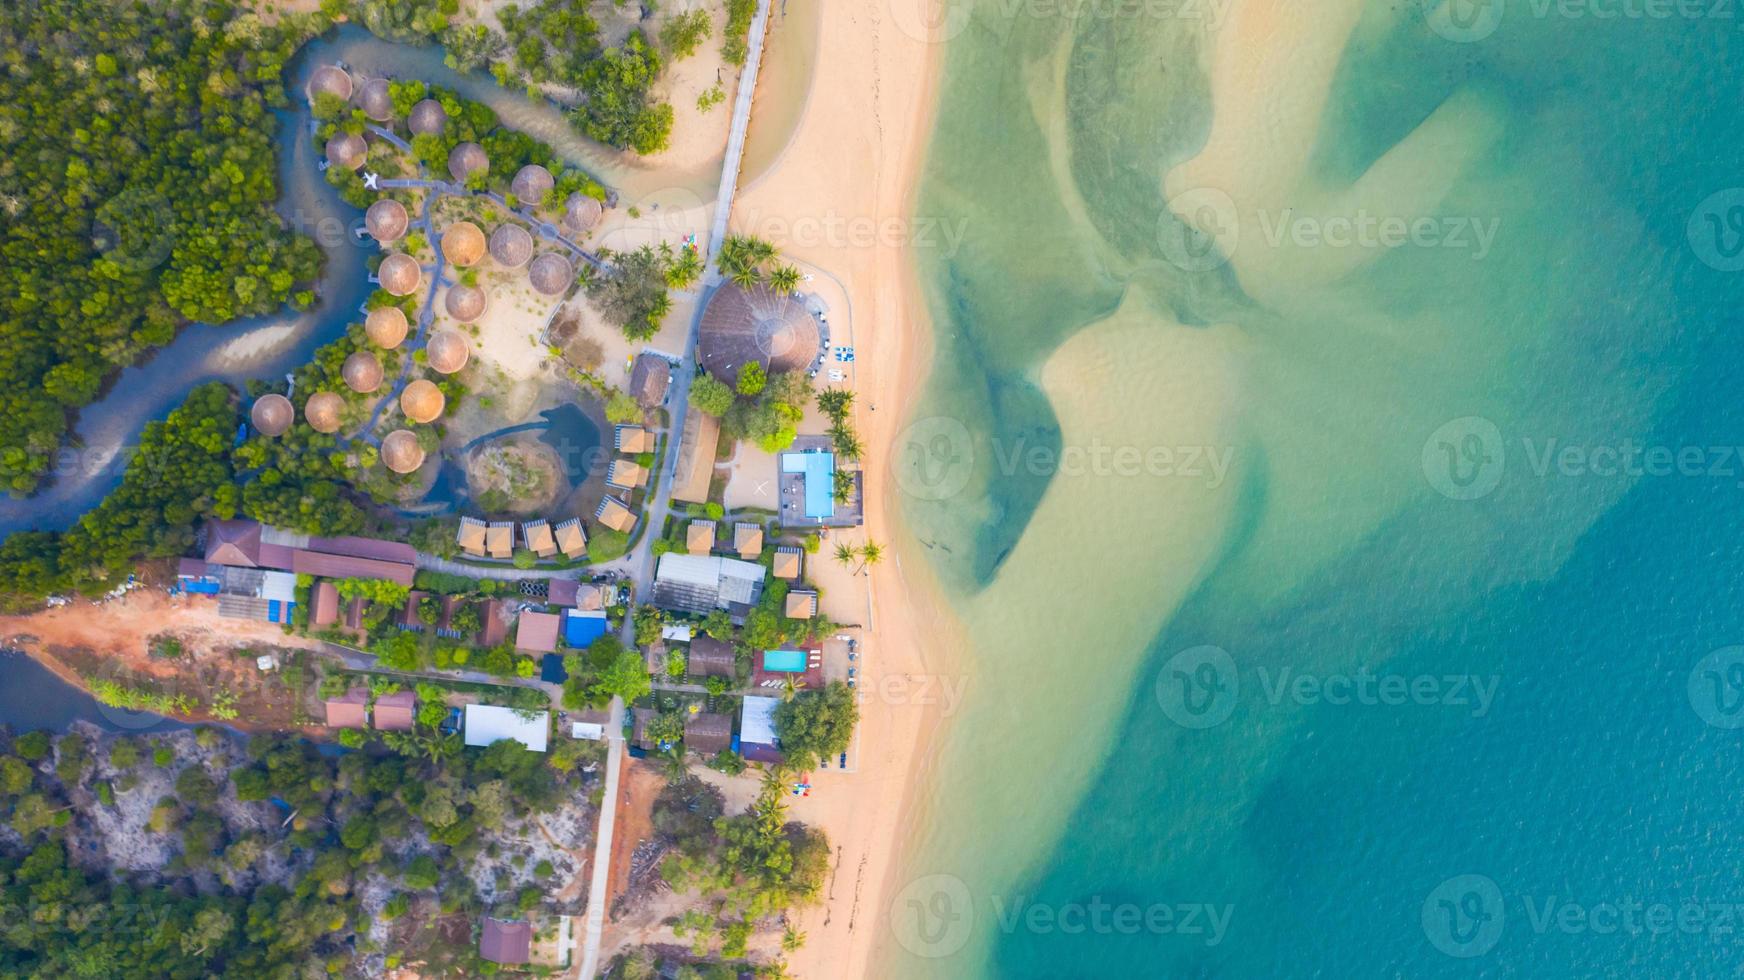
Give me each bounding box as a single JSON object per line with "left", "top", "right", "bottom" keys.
{"left": 411, "top": 551, "right": 583, "bottom": 581}
{"left": 576, "top": 695, "right": 626, "bottom": 980}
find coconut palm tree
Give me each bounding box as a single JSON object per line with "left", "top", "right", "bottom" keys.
{"left": 856, "top": 540, "right": 885, "bottom": 575}
{"left": 658, "top": 746, "right": 688, "bottom": 783}
{"left": 769, "top": 264, "right": 801, "bottom": 294}
{"left": 833, "top": 542, "right": 857, "bottom": 568}
{"left": 730, "top": 264, "right": 763, "bottom": 289}
{"left": 782, "top": 923, "right": 806, "bottom": 952}
{"left": 780, "top": 674, "right": 801, "bottom": 702}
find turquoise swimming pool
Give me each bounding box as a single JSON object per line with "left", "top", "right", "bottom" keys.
{"left": 763, "top": 650, "right": 807, "bottom": 673}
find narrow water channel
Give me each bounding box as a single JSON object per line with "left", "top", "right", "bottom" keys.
{"left": 0, "top": 22, "right": 810, "bottom": 538}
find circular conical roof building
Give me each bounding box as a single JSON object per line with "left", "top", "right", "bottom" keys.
{"left": 447, "top": 142, "right": 489, "bottom": 183}
{"left": 342, "top": 350, "right": 384, "bottom": 393}
{"left": 445, "top": 284, "right": 487, "bottom": 323}
{"left": 378, "top": 252, "right": 421, "bottom": 296}
{"left": 511, "top": 164, "right": 554, "bottom": 207}
{"left": 364, "top": 198, "right": 409, "bottom": 243}
{"left": 489, "top": 224, "right": 534, "bottom": 268}
{"left": 364, "top": 306, "right": 409, "bottom": 349}
{"left": 325, "top": 132, "right": 367, "bottom": 172}
{"left": 528, "top": 253, "right": 573, "bottom": 296}
{"left": 425, "top": 328, "right": 471, "bottom": 374}
{"left": 304, "top": 391, "right": 345, "bottom": 434}
{"left": 400, "top": 379, "right": 446, "bottom": 423}
{"left": 357, "top": 77, "right": 394, "bottom": 122}
{"left": 696, "top": 283, "right": 823, "bottom": 384}
{"left": 440, "top": 222, "right": 486, "bottom": 267}
{"left": 307, "top": 65, "right": 353, "bottom": 103}
{"left": 381, "top": 429, "right": 426, "bottom": 474}
{"left": 408, "top": 98, "right": 447, "bottom": 136}
{"left": 562, "top": 193, "right": 603, "bottom": 234}
{"left": 250, "top": 394, "right": 294, "bottom": 437}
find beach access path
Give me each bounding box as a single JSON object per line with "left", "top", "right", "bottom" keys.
{"left": 574, "top": 695, "right": 626, "bottom": 980}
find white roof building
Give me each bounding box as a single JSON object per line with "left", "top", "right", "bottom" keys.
{"left": 651, "top": 553, "right": 767, "bottom": 615}
{"left": 740, "top": 696, "right": 782, "bottom": 747}
{"left": 463, "top": 704, "right": 550, "bottom": 753}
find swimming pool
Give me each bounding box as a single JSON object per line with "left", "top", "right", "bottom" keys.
{"left": 763, "top": 649, "right": 808, "bottom": 673}
{"left": 781, "top": 450, "right": 836, "bottom": 519}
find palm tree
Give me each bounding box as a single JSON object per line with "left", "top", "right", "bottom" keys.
{"left": 780, "top": 674, "right": 801, "bottom": 703}
{"left": 833, "top": 542, "right": 857, "bottom": 568}
{"left": 769, "top": 264, "right": 801, "bottom": 294}
{"left": 856, "top": 540, "right": 884, "bottom": 575}
{"left": 659, "top": 747, "right": 689, "bottom": 783}
{"left": 781, "top": 923, "right": 806, "bottom": 952}
{"left": 730, "top": 264, "right": 763, "bottom": 289}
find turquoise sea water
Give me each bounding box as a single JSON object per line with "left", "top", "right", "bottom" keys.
{"left": 894, "top": 2, "right": 1744, "bottom": 976}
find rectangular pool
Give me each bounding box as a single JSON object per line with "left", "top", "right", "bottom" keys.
{"left": 763, "top": 649, "right": 808, "bottom": 673}
{"left": 782, "top": 451, "right": 836, "bottom": 520}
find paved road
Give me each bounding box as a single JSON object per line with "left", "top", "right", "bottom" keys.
{"left": 575, "top": 2, "right": 776, "bottom": 974}
{"left": 575, "top": 695, "right": 625, "bottom": 980}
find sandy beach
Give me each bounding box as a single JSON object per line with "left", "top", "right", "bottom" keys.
{"left": 723, "top": 0, "right": 948, "bottom": 975}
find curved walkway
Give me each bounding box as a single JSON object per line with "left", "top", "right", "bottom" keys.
{"left": 413, "top": 550, "right": 583, "bottom": 581}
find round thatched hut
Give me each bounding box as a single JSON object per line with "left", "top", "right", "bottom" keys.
{"left": 426, "top": 329, "right": 471, "bottom": 374}
{"left": 250, "top": 394, "right": 294, "bottom": 437}
{"left": 445, "top": 284, "right": 487, "bottom": 323}
{"left": 364, "top": 306, "right": 409, "bottom": 349}
{"left": 378, "top": 252, "right": 421, "bottom": 296}
{"left": 447, "top": 142, "right": 489, "bottom": 183}
{"left": 488, "top": 224, "right": 534, "bottom": 268}
{"left": 325, "top": 132, "right": 367, "bottom": 172}
{"left": 441, "top": 222, "right": 486, "bottom": 267}
{"left": 342, "top": 351, "right": 385, "bottom": 393}
{"left": 306, "top": 65, "right": 353, "bottom": 103}
{"left": 408, "top": 98, "right": 447, "bottom": 137}
{"left": 399, "top": 379, "right": 446, "bottom": 423}
{"left": 696, "top": 283, "right": 824, "bottom": 384}
{"left": 303, "top": 391, "right": 345, "bottom": 434}
{"left": 365, "top": 198, "right": 409, "bottom": 243}
{"left": 511, "top": 164, "right": 554, "bottom": 207}
{"left": 528, "top": 253, "right": 573, "bottom": 297}
{"left": 357, "top": 78, "right": 394, "bottom": 122}
{"left": 381, "top": 429, "right": 426, "bottom": 474}
{"left": 562, "top": 193, "right": 603, "bottom": 234}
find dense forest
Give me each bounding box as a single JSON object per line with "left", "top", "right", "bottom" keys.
{"left": 0, "top": 0, "right": 324, "bottom": 496}
{"left": 0, "top": 720, "right": 599, "bottom": 977}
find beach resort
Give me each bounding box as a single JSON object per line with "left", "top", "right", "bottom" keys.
{"left": 0, "top": 0, "right": 946, "bottom": 975}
